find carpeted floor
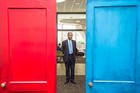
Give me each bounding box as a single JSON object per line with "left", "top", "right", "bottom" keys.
{"left": 57, "top": 75, "right": 85, "bottom": 93}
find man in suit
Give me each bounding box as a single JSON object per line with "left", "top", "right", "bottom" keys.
{"left": 62, "top": 32, "right": 77, "bottom": 84}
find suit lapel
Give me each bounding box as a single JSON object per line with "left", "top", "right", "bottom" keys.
{"left": 72, "top": 40, "right": 74, "bottom": 51}
{"left": 66, "top": 40, "right": 69, "bottom": 52}
{"left": 72, "top": 40, "right": 74, "bottom": 47}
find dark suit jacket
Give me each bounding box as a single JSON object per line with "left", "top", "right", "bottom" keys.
{"left": 62, "top": 40, "right": 77, "bottom": 63}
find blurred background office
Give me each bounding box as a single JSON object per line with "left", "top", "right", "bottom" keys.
{"left": 57, "top": 0, "right": 86, "bottom": 93}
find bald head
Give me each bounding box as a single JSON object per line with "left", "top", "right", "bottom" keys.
{"left": 67, "top": 32, "right": 73, "bottom": 40}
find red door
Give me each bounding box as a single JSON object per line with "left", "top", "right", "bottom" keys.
{"left": 0, "top": 0, "right": 56, "bottom": 93}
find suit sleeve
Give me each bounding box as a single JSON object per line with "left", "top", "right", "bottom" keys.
{"left": 62, "top": 41, "right": 65, "bottom": 54}
{"left": 75, "top": 41, "right": 78, "bottom": 55}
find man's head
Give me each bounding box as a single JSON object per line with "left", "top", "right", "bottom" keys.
{"left": 67, "top": 32, "right": 73, "bottom": 40}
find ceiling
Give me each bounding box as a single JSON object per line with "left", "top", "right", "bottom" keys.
{"left": 57, "top": 14, "right": 86, "bottom": 30}
{"left": 57, "top": 0, "right": 86, "bottom": 12}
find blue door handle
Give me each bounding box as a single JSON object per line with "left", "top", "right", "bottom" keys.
{"left": 88, "top": 82, "right": 93, "bottom": 87}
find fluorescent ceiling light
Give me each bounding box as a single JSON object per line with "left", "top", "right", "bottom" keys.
{"left": 57, "top": 0, "right": 65, "bottom": 3}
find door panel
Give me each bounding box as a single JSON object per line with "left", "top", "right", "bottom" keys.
{"left": 9, "top": 9, "right": 47, "bottom": 81}
{"left": 86, "top": 1, "right": 140, "bottom": 93}
{"left": 0, "top": 0, "right": 56, "bottom": 93}
{"left": 94, "top": 6, "right": 136, "bottom": 81}
{"left": 8, "top": 9, "right": 48, "bottom": 91}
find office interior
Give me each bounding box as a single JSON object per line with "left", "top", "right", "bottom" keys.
{"left": 57, "top": 0, "right": 86, "bottom": 93}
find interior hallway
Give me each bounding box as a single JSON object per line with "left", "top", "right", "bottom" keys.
{"left": 57, "top": 0, "right": 86, "bottom": 93}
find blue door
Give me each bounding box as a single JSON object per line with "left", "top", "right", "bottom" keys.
{"left": 86, "top": 0, "right": 140, "bottom": 93}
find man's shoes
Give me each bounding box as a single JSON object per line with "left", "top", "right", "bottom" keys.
{"left": 70, "top": 80, "right": 76, "bottom": 84}
{"left": 64, "top": 80, "right": 69, "bottom": 84}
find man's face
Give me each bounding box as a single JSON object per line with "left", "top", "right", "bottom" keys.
{"left": 68, "top": 33, "right": 73, "bottom": 40}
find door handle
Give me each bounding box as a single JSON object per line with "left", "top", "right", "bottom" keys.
{"left": 1, "top": 82, "right": 6, "bottom": 88}
{"left": 88, "top": 82, "right": 93, "bottom": 87}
